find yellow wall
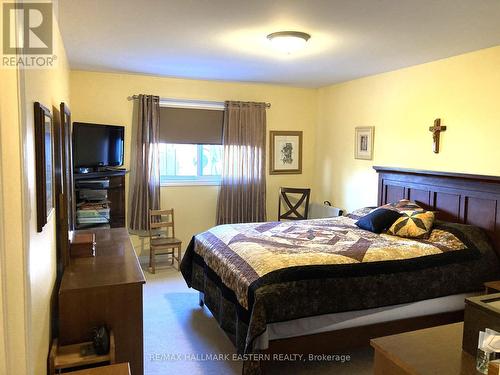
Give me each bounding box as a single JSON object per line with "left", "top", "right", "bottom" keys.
{"left": 314, "top": 46, "right": 500, "bottom": 212}
{"left": 70, "top": 71, "right": 318, "bottom": 254}
{"left": 19, "top": 3, "right": 71, "bottom": 374}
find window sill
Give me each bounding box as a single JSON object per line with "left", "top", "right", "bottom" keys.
{"left": 161, "top": 180, "right": 221, "bottom": 187}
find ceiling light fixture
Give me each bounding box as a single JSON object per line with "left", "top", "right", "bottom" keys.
{"left": 267, "top": 31, "right": 311, "bottom": 54}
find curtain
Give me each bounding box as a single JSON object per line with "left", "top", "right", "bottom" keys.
{"left": 216, "top": 101, "right": 267, "bottom": 224}
{"left": 129, "top": 95, "right": 161, "bottom": 231}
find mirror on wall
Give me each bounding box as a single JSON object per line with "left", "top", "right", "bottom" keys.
{"left": 34, "top": 102, "right": 54, "bottom": 232}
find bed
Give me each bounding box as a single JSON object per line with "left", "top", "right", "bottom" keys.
{"left": 180, "top": 167, "right": 500, "bottom": 374}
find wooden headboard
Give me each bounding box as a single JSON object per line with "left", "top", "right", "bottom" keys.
{"left": 374, "top": 166, "right": 500, "bottom": 254}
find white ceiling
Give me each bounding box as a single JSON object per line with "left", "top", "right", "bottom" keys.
{"left": 59, "top": 0, "right": 500, "bottom": 88}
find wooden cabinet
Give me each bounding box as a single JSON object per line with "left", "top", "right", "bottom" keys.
{"left": 59, "top": 228, "right": 145, "bottom": 375}
{"left": 107, "top": 175, "right": 125, "bottom": 227}
{"left": 67, "top": 363, "right": 131, "bottom": 375}
{"left": 74, "top": 171, "right": 126, "bottom": 229}
{"left": 484, "top": 281, "right": 500, "bottom": 294}
{"left": 371, "top": 323, "right": 481, "bottom": 375}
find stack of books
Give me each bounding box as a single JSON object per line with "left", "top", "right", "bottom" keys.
{"left": 76, "top": 202, "right": 110, "bottom": 225}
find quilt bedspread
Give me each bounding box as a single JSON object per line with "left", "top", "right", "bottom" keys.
{"left": 180, "top": 216, "right": 499, "bottom": 374}
{"left": 190, "top": 216, "right": 474, "bottom": 309}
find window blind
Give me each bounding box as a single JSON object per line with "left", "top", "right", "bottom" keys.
{"left": 159, "top": 106, "right": 224, "bottom": 145}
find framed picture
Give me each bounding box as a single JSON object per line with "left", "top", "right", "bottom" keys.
{"left": 355, "top": 126, "right": 374, "bottom": 160}
{"left": 270, "top": 130, "right": 302, "bottom": 174}
{"left": 34, "top": 102, "right": 54, "bottom": 232}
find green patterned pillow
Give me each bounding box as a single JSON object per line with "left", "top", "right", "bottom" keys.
{"left": 386, "top": 210, "right": 435, "bottom": 239}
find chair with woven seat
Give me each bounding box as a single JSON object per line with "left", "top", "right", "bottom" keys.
{"left": 278, "top": 187, "right": 311, "bottom": 221}
{"left": 148, "top": 208, "right": 182, "bottom": 273}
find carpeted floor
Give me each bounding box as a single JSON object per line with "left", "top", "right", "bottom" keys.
{"left": 143, "top": 266, "right": 374, "bottom": 375}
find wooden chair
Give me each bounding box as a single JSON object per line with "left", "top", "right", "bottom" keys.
{"left": 148, "top": 209, "right": 182, "bottom": 273}
{"left": 278, "top": 187, "right": 311, "bottom": 221}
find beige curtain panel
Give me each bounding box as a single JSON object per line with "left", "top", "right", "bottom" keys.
{"left": 129, "top": 95, "right": 161, "bottom": 231}
{"left": 216, "top": 101, "right": 267, "bottom": 224}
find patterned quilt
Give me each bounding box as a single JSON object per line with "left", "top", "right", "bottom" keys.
{"left": 181, "top": 215, "right": 499, "bottom": 375}
{"left": 192, "top": 216, "right": 472, "bottom": 309}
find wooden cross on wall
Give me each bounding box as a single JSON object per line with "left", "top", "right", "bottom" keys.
{"left": 429, "top": 118, "right": 447, "bottom": 153}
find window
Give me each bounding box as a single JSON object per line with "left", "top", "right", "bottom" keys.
{"left": 159, "top": 143, "right": 223, "bottom": 185}
{"left": 158, "top": 100, "right": 225, "bottom": 185}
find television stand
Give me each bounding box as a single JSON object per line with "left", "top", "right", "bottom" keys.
{"left": 73, "top": 170, "right": 127, "bottom": 229}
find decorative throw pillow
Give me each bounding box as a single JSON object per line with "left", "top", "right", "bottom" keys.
{"left": 355, "top": 208, "right": 402, "bottom": 234}
{"left": 348, "top": 206, "right": 377, "bottom": 219}
{"left": 386, "top": 210, "right": 435, "bottom": 239}
{"left": 380, "top": 199, "right": 424, "bottom": 214}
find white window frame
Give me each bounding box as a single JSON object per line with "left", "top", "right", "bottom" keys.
{"left": 159, "top": 98, "right": 224, "bottom": 187}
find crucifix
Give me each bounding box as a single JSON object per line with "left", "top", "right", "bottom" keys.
{"left": 428, "top": 118, "right": 447, "bottom": 153}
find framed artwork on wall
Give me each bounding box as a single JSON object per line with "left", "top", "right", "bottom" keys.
{"left": 34, "top": 102, "right": 55, "bottom": 232}
{"left": 355, "top": 126, "right": 374, "bottom": 160}
{"left": 269, "top": 130, "right": 302, "bottom": 174}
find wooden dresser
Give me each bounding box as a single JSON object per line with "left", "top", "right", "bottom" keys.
{"left": 371, "top": 323, "right": 481, "bottom": 375}
{"left": 59, "top": 228, "right": 146, "bottom": 375}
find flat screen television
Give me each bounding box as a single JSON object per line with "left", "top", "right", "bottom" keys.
{"left": 73, "top": 122, "right": 124, "bottom": 169}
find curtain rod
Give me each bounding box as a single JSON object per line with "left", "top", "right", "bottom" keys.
{"left": 127, "top": 95, "right": 271, "bottom": 108}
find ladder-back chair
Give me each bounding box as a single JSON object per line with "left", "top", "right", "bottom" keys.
{"left": 148, "top": 209, "right": 182, "bottom": 273}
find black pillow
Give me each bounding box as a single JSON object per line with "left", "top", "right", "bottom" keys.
{"left": 355, "top": 208, "right": 402, "bottom": 234}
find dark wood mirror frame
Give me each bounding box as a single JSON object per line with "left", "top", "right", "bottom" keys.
{"left": 59, "top": 102, "right": 73, "bottom": 267}
{"left": 60, "top": 104, "right": 74, "bottom": 226}
{"left": 49, "top": 102, "right": 75, "bottom": 344}
{"left": 34, "top": 102, "right": 54, "bottom": 233}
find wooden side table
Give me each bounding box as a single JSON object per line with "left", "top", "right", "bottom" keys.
{"left": 489, "top": 360, "right": 500, "bottom": 374}
{"left": 49, "top": 331, "right": 115, "bottom": 374}
{"left": 371, "top": 323, "right": 483, "bottom": 375}
{"left": 67, "top": 363, "right": 130, "bottom": 375}
{"left": 484, "top": 281, "right": 500, "bottom": 294}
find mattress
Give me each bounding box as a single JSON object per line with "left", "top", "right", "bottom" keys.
{"left": 254, "top": 292, "right": 478, "bottom": 349}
